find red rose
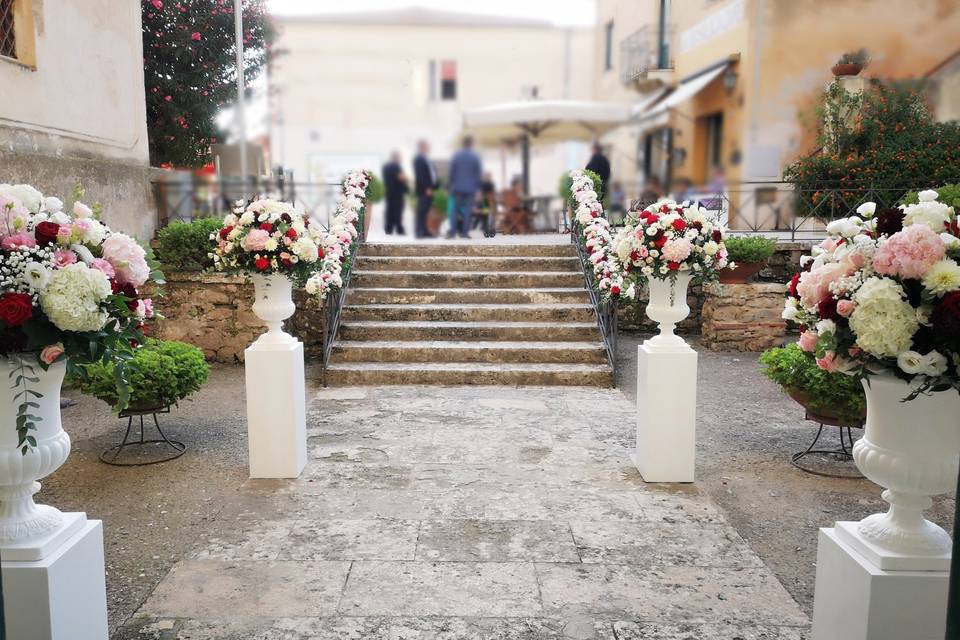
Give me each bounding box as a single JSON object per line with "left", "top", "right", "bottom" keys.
{"left": 280, "top": 256, "right": 293, "bottom": 267}
{"left": 611, "top": 285, "right": 621, "bottom": 296}
{"left": 711, "top": 229, "right": 722, "bottom": 243}
{"left": 0, "top": 292, "right": 33, "bottom": 327}
{"left": 254, "top": 257, "right": 270, "bottom": 271}
{"left": 692, "top": 221, "right": 703, "bottom": 230}
{"left": 931, "top": 291, "right": 960, "bottom": 335}
{"left": 318, "top": 247, "right": 325, "bottom": 259}
{"left": 660, "top": 205, "right": 670, "bottom": 213}
{"left": 34, "top": 221, "right": 60, "bottom": 246}
{"left": 818, "top": 296, "right": 839, "bottom": 321}
{"left": 668, "top": 261, "right": 681, "bottom": 271}
{"left": 259, "top": 223, "right": 273, "bottom": 232}
{"left": 788, "top": 272, "right": 801, "bottom": 299}
{"left": 646, "top": 214, "right": 660, "bottom": 225}
{"left": 285, "top": 228, "right": 298, "bottom": 239}
{"left": 672, "top": 219, "right": 687, "bottom": 232}
{"left": 654, "top": 234, "right": 668, "bottom": 248}
{"left": 219, "top": 225, "right": 233, "bottom": 239}
{"left": 629, "top": 250, "right": 639, "bottom": 262}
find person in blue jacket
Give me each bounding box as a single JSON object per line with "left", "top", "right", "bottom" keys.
{"left": 447, "top": 136, "right": 482, "bottom": 239}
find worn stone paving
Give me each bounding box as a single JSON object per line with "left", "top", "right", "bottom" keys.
{"left": 121, "top": 386, "right": 809, "bottom": 639}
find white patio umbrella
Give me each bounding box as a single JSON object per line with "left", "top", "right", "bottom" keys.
{"left": 462, "top": 99, "right": 631, "bottom": 194}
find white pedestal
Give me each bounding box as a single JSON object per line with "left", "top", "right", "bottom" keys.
{"left": 245, "top": 340, "right": 307, "bottom": 479}
{"left": 632, "top": 342, "right": 697, "bottom": 483}
{"left": 2, "top": 515, "right": 108, "bottom": 640}
{"left": 812, "top": 526, "right": 948, "bottom": 640}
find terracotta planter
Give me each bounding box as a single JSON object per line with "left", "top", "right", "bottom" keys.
{"left": 831, "top": 62, "right": 863, "bottom": 77}
{"left": 786, "top": 387, "right": 865, "bottom": 427}
{"left": 426, "top": 207, "right": 444, "bottom": 236}
{"left": 719, "top": 261, "right": 765, "bottom": 284}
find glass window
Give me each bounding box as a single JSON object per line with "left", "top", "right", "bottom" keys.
{"left": 440, "top": 60, "right": 457, "bottom": 101}
{"left": 604, "top": 21, "right": 614, "bottom": 71}
{"left": 0, "top": 0, "right": 16, "bottom": 59}
{"left": 428, "top": 60, "right": 437, "bottom": 101}
{"left": 705, "top": 112, "right": 724, "bottom": 171}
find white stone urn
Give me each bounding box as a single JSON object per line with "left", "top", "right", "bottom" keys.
{"left": 251, "top": 273, "right": 296, "bottom": 346}
{"left": 643, "top": 272, "right": 693, "bottom": 351}
{"left": 852, "top": 374, "right": 960, "bottom": 557}
{"left": 0, "top": 357, "right": 71, "bottom": 545}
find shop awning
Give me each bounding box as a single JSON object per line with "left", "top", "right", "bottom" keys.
{"left": 634, "top": 61, "right": 730, "bottom": 125}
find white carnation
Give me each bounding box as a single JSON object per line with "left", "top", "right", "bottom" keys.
{"left": 40, "top": 262, "right": 112, "bottom": 332}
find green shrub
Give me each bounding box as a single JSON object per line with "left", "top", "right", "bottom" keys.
{"left": 75, "top": 339, "right": 209, "bottom": 411}
{"left": 157, "top": 218, "right": 222, "bottom": 270}
{"left": 432, "top": 188, "right": 449, "bottom": 212}
{"left": 901, "top": 184, "right": 960, "bottom": 209}
{"left": 365, "top": 174, "right": 385, "bottom": 203}
{"left": 724, "top": 236, "right": 778, "bottom": 264}
{"left": 560, "top": 169, "right": 604, "bottom": 210}
{"left": 759, "top": 343, "right": 865, "bottom": 424}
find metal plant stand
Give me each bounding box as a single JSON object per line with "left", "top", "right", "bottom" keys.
{"left": 790, "top": 410, "right": 864, "bottom": 479}
{"left": 100, "top": 406, "right": 185, "bottom": 466}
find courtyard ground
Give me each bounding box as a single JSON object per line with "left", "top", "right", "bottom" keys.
{"left": 37, "top": 332, "right": 954, "bottom": 637}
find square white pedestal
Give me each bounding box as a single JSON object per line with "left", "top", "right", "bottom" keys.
{"left": 245, "top": 340, "right": 307, "bottom": 478}
{"left": 812, "top": 526, "right": 948, "bottom": 640}
{"left": 631, "top": 342, "right": 697, "bottom": 483}
{"left": 2, "top": 516, "right": 109, "bottom": 640}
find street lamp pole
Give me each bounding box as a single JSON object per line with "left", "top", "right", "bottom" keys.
{"left": 234, "top": 0, "right": 247, "bottom": 199}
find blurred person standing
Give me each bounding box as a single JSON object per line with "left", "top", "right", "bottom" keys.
{"left": 639, "top": 175, "right": 664, "bottom": 206}
{"left": 585, "top": 141, "right": 611, "bottom": 199}
{"left": 382, "top": 151, "right": 408, "bottom": 235}
{"left": 447, "top": 136, "right": 482, "bottom": 239}
{"left": 413, "top": 140, "right": 438, "bottom": 239}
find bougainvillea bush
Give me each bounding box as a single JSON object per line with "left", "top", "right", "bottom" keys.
{"left": 783, "top": 189, "right": 960, "bottom": 397}
{"left": 142, "top": 0, "right": 272, "bottom": 167}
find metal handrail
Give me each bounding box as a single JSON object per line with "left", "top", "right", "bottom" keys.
{"left": 570, "top": 218, "right": 618, "bottom": 384}
{"left": 319, "top": 205, "right": 365, "bottom": 386}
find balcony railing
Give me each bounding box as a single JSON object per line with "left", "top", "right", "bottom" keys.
{"left": 619, "top": 25, "right": 674, "bottom": 84}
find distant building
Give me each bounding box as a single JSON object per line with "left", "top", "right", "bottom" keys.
{"left": 269, "top": 7, "right": 594, "bottom": 195}
{"left": 595, "top": 0, "right": 960, "bottom": 227}
{"left": 0, "top": 0, "right": 156, "bottom": 239}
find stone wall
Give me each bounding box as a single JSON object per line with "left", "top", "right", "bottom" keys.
{"left": 701, "top": 283, "right": 788, "bottom": 352}
{"left": 149, "top": 272, "right": 325, "bottom": 363}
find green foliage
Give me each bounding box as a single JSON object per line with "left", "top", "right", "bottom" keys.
{"left": 75, "top": 339, "right": 209, "bottom": 411}
{"left": 365, "top": 174, "right": 385, "bottom": 203}
{"left": 142, "top": 0, "right": 272, "bottom": 167}
{"left": 901, "top": 184, "right": 960, "bottom": 209}
{"left": 432, "top": 188, "right": 449, "bottom": 212}
{"left": 759, "top": 344, "right": 865, "bottom": 424}
{"left": 724, "top": 236, "right": 777, "bottom": 264}
{"left": 837, "top": 48, "right": 870, "bottom": 66}
{"left": 783, "top": 79, "right": 960, "bottom": 219}
{"left": 157, "top": 218, "right": 223, "bottom": 270}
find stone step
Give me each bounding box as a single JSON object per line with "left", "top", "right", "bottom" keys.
{"left": 351, "top": 270, "right": 585, "bottom": 289}
{"left": 330, "top": 340, "right": 609, "bottom": 364}
{"left": 346, "top": 287, "right": 590, "bottom": 305}
{"left": 338, "top": 321, "right": 600, "bottom": 342}
{"left": 325, "top": 362, "right": 614, "bottom": 386}
{"left": 361, "top": 243, "right": 575, "bottom": 257}
{"left": 355, "top": 256, "right": 581, "bottom": 272}
{"left": 341, "top": 303, "right": 595, "bottom": 323}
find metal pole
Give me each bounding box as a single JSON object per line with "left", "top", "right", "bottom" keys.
{"left": 234, "top": 0, "right": 247, "bottom": 199}
{"left": 521, "top": 134, "right": 530, "bottom": 196}
{"left": 945, "top": 467, "right": 960, "bottom": 638}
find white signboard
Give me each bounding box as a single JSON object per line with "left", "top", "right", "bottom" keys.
{"left": 680, "top": 0, "right": 745, "bottom": 54}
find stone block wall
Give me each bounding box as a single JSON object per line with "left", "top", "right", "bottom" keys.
{"left": 700, "top": 283, "right": 788, "bottom": 352}
{"left": 149, "top": 272, "right": 325, "bottom": 363}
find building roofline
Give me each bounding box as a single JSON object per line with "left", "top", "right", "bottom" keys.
{"left": 271, "top": 6, "right": 561, "bottom": 30}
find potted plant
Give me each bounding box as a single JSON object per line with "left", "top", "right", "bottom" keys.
{"left": 782, "top": 188, "right": 960, "bottom": 558}
{"left": 156, "top": 217, "right": 222, "bottom": 270}
{"left": 831, "top": 48, "right": 870, "bottom": 77}
{"left": 720, "top": 236, "right": 778, "bottom": 283}
{"left": 760, "top": 343, "right": 866, "bottom": 425}
{"left": 363, "top": 173, "right": 384, "bottom": 240}
{"left": 0, "top": 182, "right": 162, "bottom": 544}
{"left": 74, "top": 339, "right": 209, "bottom": 412}
{"left": 427, "top": 186, "right": 448, "bottom": 237}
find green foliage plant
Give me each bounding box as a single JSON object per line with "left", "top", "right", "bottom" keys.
{"left": 75, "top": 339, "right": 209, "bottom": 411}
{"left": 724, "top": 236, "right": 777, "bottom": 264}
{"left": 759, "top": 343, "right": 865, "bottom": 424}
{"left": 157, "top": 218, "right": 223, "bottom": 270}
{"left": 365, "top": 174, "right": 385, "bottom": 203}
{"left": 561, "top": 169, "right": 604, "bottom": 211}
{"left": 431, "top": 187, "right": 449, "bottom": 212}
{"left": 837, "top": 48, "right": 870, "bottom": 66}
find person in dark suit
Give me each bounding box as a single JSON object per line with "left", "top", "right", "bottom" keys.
{"left": 447, "top": 136, "right": 482, "bottom": 239}
{"left": 585, "top": 141, "right": 611, "bottom": 200}
{"left": 412, "top": 140, "right": 437, "bottom": 239}
{"left": 382, "top": 151, "right": 408, "bottom": 235}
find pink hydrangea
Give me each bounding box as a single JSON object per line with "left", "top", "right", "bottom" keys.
{"left": 243, "top": 228, "right": 270, "bottom": 251}
{"left": 661, "top": 238, "right": 692, "bottom": 263}
{"left": 873, "top": 224, "right": 945, "bottom": 279}
{"left": 797, "top": 262, "right": 845, "bottom": 310}
{"left": 1, "top": 231, "right": 36, "bottom": 250}
{"left": 53, "top": 249, "right": 78, "bottom": 268}
{"left": 101, "top": 233, "right": 149, "bottom": 286}
{"left": 90, "top": 258, "right": 115, "bottom": 278}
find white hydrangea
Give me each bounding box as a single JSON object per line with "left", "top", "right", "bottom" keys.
{"left": 849, "top": 277, "right": 918, "bottom": 359}
{"left": 40, "top": 262, "right": 112, "bottom": 332}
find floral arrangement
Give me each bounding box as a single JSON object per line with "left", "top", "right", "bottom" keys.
{"left": 304, "top": 170, "right": 370, "bottom": 301}
{"left": 783, "top": 189, "right": 960, "bottom": 396}
{"left": 568, "top": 170, "right": 632, "bottom": 301}
{"left": 0, "top": 183, "right": 160, "bottom": 452}
{"left": 210, "top": 198, "right": 326, "bottom": 281}
{"left": 612, "top": 199, "right": 731, "bottom": 284}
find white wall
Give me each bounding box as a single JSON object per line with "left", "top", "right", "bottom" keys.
{"left": 0, "top": 0, "right": 149, "bottom": 164}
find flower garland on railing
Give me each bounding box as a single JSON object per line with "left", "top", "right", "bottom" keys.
{"left": 568, "top": 170, "right": 633, "bottom": 301}
{"left": 305, "top": 170, "right": 371, "bottom": 301}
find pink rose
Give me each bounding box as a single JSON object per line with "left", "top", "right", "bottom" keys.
{"left": 90, "top": 258, "right": 116, "bottom": 278}
{"left": 53, "top": 249, "right": 78, "bottom": 268}
{"left": 873, "top": 224, "right": 945, "bottom": 279}
{"left": 836, "top": 299, "right": 855, "bottom": 317}
{"left": 101, "top": 233, "right": 149, "bottom": 286}
{"left": 243, "top": 228, "right": 270, "bottom": 251}
{"left": 40, "top": 343, "right": 65, "bottom": 365}
{"left": 136, "top": 298, "right": 154, "bottom": 319}
{"left": 816, "top": 350, "right": 838, "bottom": 372}
{"left": 798, "top": 331, "right": 819, "bottom": 352}
{"left": 1, "top": 232, "right": 37, "bottom": 250}
{"left": 797, "top": 262, "right": 845, "bottom": 310}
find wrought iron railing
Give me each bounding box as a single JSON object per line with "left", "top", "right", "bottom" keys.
{"left": 319, "top": 207, "right": 365, "bottom": 386}
{"left": 570, "top": 219, "right": 618, "bottom": 384}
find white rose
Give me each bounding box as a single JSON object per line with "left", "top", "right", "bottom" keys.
{"left": 50, "top": 211, "right": 70, "bottom": 225}
{"left": 918, "top": 189, "right": 939, "bottom": 203}
{"left": 44, "top": 196, "right": 64, "bottom": 213}
{"left": 826, "top": 216, "right": 862, "bottom": 238}
{"left": 73, "top": 201, "right": 93, "bottom": 219}
{"left": 816, "top": 319, "right": 837, "bottom": 335}
{"left": 940, "top": 233, "right": 960, "bottom": 250}
{"left": 856, "top": 202, "right": 877, "bottom": 217}
{"left": 782, "top": 298, "right": 800, "bottom": 321}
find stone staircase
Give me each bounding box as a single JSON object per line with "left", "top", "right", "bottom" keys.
{"left": 326, "top": 242, "right": 613, "bottom": 386}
